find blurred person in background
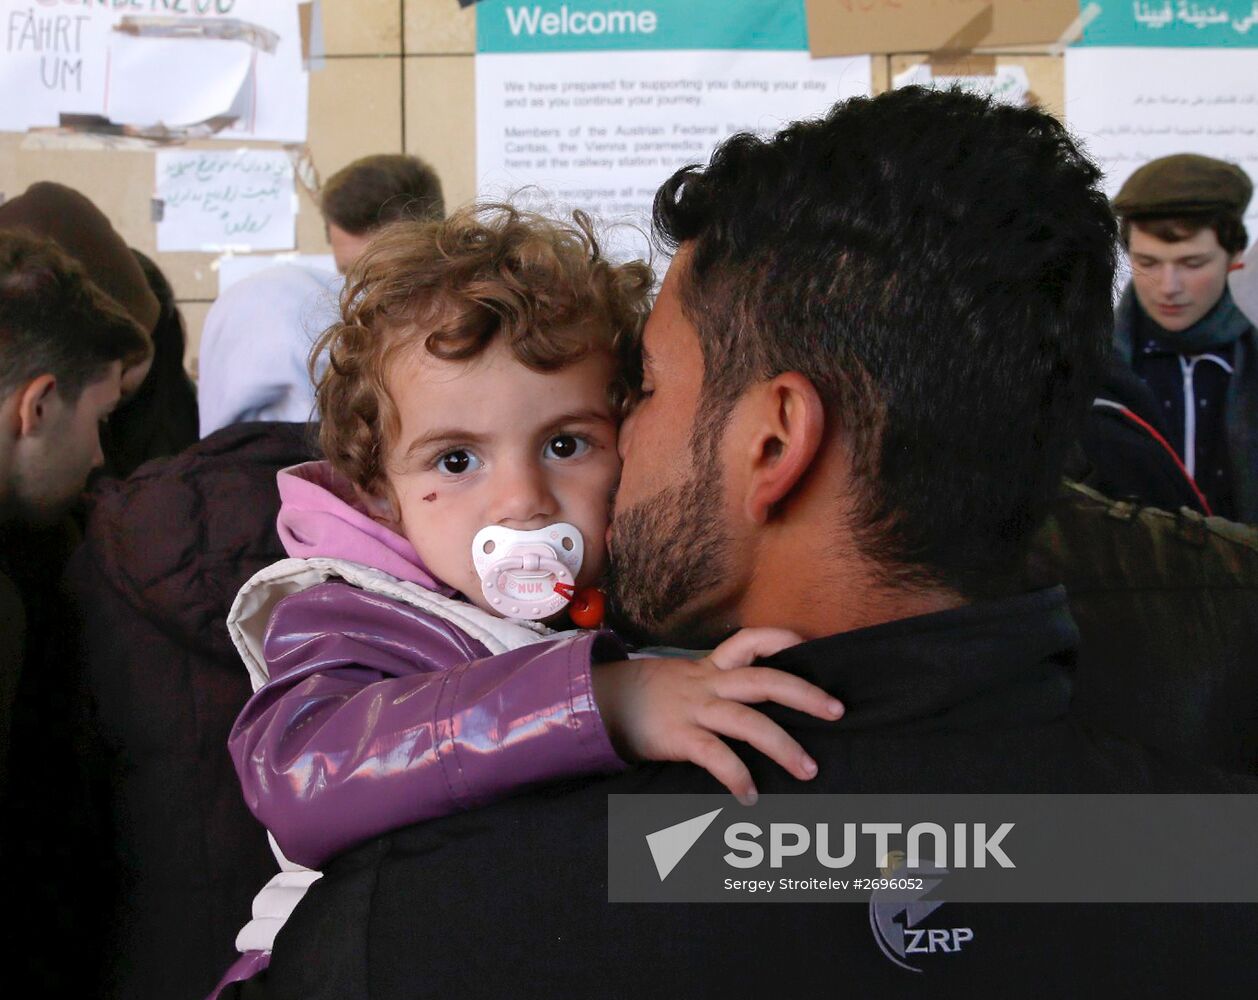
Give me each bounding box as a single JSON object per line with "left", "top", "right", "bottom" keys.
{"left": 197, "top": 265, "right": 340, "bottom": 437}
{"left": 320, "top": 153, "right": 445, "bottom": 273}
{"left": 0, "top": 181, "right": 197, "bottom": 478}
{"left": 0, "top": 229, "right": 149, "bottom": 994}
{"left": 1097, "top": 155, "right": 1255, "bottom": 522}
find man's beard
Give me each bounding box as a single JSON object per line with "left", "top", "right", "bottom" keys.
{"left": 604, "top": 457, "right": 732, "bottom": 649}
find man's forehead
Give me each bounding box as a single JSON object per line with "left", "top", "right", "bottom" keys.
{"left": 1128, "top": 225, "right": 1223, "bottom": 257}
{"left": 642, "top": 251, "right": 697, "bottom": 363}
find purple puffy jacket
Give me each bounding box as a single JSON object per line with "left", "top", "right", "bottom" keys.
{"left": 226, "top": 461, "right": 626, "bottom": 870}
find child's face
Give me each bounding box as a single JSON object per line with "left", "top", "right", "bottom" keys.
{"left": 379, "top": 337, "right": 621, "bottom": 616}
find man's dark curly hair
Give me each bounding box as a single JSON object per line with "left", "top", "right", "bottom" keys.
{"left": 653, "top": 86, "right": 1117, "bottom": 597}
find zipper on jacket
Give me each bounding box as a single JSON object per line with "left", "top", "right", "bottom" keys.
{"left": 1177, "top": 352, "right": 1235, "bottom": 479}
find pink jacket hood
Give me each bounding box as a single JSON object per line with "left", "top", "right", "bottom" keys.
{"left": 276, "top": 460, "right": 455, "bottom": 596}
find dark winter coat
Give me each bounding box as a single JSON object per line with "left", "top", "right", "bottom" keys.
{"left": 64, "top": 422, "right": 319, "bottom": 999}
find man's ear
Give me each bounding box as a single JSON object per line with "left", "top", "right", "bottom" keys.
{"left": 743, "top": 372, "right": 825, "bottom": 524}
{"left": 15, "top": 375, "right": 59, "bottom": 439}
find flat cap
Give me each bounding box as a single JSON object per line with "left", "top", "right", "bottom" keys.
{"left": 1113, "top": 154, "right": 1252, "bottom": 219}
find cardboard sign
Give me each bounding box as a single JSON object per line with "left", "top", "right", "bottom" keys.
{"left": 805, "top": 0, "right": 1081, "bottom": 56}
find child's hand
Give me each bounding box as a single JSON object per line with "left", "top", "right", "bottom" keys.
{"left": 591, "top": 628, "right": 844, "bottom": 804}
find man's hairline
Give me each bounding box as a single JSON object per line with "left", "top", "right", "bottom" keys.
{"left": 1, "top": 357, "right": 122, "bottom": 411}
{"left": 1120, "top": 213, "right": 1240, "bottom": 249}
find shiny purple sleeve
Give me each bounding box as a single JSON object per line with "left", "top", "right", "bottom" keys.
{"left": 228, "top": 582, "right": 627, "bottom": 869}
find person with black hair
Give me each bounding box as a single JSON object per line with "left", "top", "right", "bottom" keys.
{"left": 227, "top": 90, "right": 1258, "bottom": 998}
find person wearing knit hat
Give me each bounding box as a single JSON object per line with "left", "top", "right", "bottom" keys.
{"left": 0, "top": 182, "right": 157, "bottom": 386}
{"left": 1105, "top": 153, "right": 1256, "bottom": 523}
{"left": 0, "top": 182, "right": 199, "bottom": 476}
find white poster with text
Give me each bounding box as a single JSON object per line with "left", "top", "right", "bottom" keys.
{"left": 476, "top": 0, "right": 870, "bottom": 265}
{"left": 1065, "top": 47, "right": 1258, "bottom": 242}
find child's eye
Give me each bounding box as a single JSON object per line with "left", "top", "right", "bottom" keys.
{"left": 545, "top": 434, "right": 589, "bottom": 460}
{"left": 436, "top": 449, "right": 481, "bottom": 475}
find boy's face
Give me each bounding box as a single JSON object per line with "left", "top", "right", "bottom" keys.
{"left": 380, "top": 337, "right": 621, "bottom": 616}
{"left": 5, "top": 363, "right": 122, "bottom": 526}
{"left": 1128, "top": 224, "right": 1240, "bottom": 333}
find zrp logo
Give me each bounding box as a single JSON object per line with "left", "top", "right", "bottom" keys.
{"left": 869, "top": 858, "right": 973, "bottom": 973}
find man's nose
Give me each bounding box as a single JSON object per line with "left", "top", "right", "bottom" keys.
{"left": 1158, "top": 264, "right": 1184, "bottom": 296}
{"left": 490, "top": 459, "right": 558, "bottom": 527}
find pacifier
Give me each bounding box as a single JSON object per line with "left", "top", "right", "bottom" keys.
{"left": 472, "top": 522, "right": 585, "bottom": 620}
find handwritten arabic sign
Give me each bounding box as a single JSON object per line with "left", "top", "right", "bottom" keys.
{"left": 155, "top": 148, "right": 296, "bottom": 252}
{"left": 893, "top": 63, "right": 1030, "bottom": 106}
{"left": 1080, "top": 1, "right": 1258, "bottom": 46}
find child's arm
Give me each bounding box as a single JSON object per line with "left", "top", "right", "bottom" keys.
{"left": 594, "top": 628, "right": 844, "bottom": 806}
{"left": 229, "top": 581, "right": 621, "bottom": 869}
{"left": 231, "top": 584, "right": 842, "bottom": 870}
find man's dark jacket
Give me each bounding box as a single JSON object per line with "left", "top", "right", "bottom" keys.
{"left": 65, "top": 422, "right": 318, "bottom": 1000}
{"left": 231, "top": 587, "right": 1258, "bottom": 999}
{"left": 1078, "top": 355, "right": 1209, "bottom": 515}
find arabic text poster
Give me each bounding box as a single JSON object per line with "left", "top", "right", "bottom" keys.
{"left": 156, "top": 149, "right": 297, "bottom": 253}
{"left": 1080, "top": 1, "right": 1258, "bottom": 47}
{"left": 1065, "top": 47, "right": 1258, "bottom": 242}
{"left": 475, "top": 0, "right": 871, "bottom": 264}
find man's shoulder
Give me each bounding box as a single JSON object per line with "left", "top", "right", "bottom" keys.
{"left": 72, "top": 422, "right": 318, "bottom": 640}
{"left": 279, "top": 743, "right": 1258, "bottom": 1000}
{"left": 371, "top": 719, "right": 1255, "bottom": 858}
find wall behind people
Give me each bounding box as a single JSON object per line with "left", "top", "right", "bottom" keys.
{"left": 0, "top": 2, "right": 1068, "bottom": 373}
{"left": 0, "top": 2, "right": 476, "bottom": 375}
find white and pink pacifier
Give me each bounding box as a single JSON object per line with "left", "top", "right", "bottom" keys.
{"left": 471, "top": 522, "right": 585, "bottom": 621}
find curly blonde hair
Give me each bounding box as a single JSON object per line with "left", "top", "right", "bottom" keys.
{"left": 313, "top": 203, "right": 653, "bottom": 498}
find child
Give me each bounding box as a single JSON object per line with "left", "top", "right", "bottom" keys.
{"left": 211, "top": 206, "right": 842, "bottom": 996}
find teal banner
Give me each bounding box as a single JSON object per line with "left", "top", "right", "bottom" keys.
{"left": 476, "top": 0, "right": 808, "bottom": 53}
{"left": 1078, "top": 1, "right": 1258, "bottom": 47}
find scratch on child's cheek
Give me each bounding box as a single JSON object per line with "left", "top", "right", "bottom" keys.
{"left": 423, "top": 492, "right": 437, "bottom": 502}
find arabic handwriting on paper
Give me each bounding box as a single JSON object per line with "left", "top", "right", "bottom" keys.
{"left": 155, "top": 149, "right": 295, "bottom": 252}
{"left": 891, "top": 63, "right": 1029, "bottom": 107}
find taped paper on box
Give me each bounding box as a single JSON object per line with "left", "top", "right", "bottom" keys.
{"left": 804, "top": 0, "right": 1080, "bottom": 57}
{"left": 0, "top": 0, "right": 307, "bottom": 141}
{"left": 893, "top": 63, "right": 1030, "bottom": 106}
{"left": 106, "top": 29, "right": 254, "bottom": 129}
{"left": 155, "top": 149, "right": 296, "bottom": 253}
